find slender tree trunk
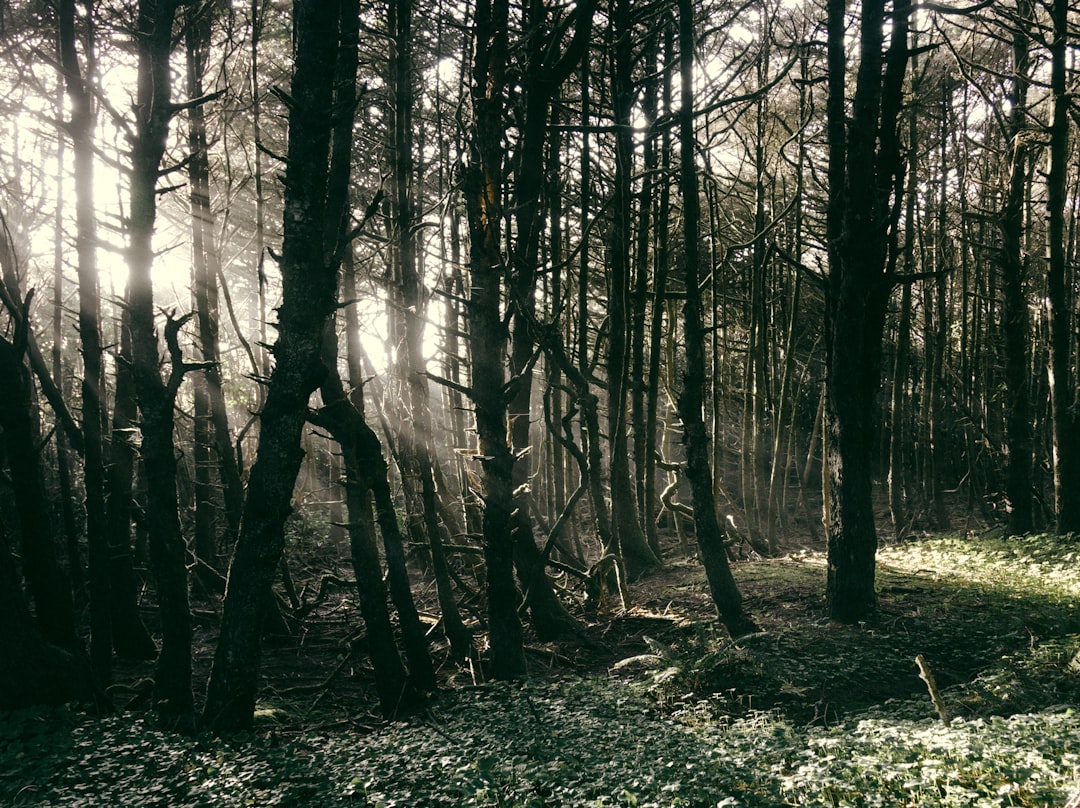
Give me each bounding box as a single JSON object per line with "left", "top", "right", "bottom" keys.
{"left": 1045, "top": 0, "right": 1079, "bottom": 534}
{"left": 388, "top": 0, "right": 472, "bottom": 659}
{"left": 632, "top": 32, "right": 660, "bottom": 557}
{"left": 313, "top": 330, "right": 414, "bottom": 714}
{"left": 463, "top": 0, "right": 526, "bottom": 680}
{"left": 59, "top": 0, "right": 136, "bottom": 677}
{"left": 504, "top": 0, "right": 593, "bottom": 640}
{"left": 50, "top": 116, "right": 81, "bottom": 595}
{"left": 675, "top": 0, "right": 756, "bottom": 638}
{"left": 186, "top": 0, "right": 244, "bottom": 555}
{"left": 608, "top": 0, "right": 660, "bottom": 579}
{"left": 205, "top": 0, "right": 346, "bottom": 731}
{"left": 999, "top": 0, "right": 1034, "bottom": 537}
{"left": 125, "top": 0, "right": 195, "bottom": 731}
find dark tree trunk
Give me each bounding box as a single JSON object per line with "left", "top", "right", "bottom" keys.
{"left": 608, "top": 0, "right": 660, "bottom": 579}
{"left": 125, "top": 0, "right": 195, "bottom": 731}
{"left": 104, "top": 317, "right": 156, "bottom": 661}
{"left": 675, "top": 0, "right": 757, "bottom": 639}
{"left": 388, "top": 0, "right": 472, "bottom": 661}
{"left": 463, "top": 0, "right": 526, "bottom": 680}
{"left": 58, "top": 0, "right": 141, "bottom": 676}
{"left": 0, "top": 330, "right": 80, "bottom": 652}
{"left": 1045, "top": 0, "right": 1079, "bottom": 534}
{"left": 0, "top": 533, "right": 103, "bottom": 711}
{"left": 204, "top": 0, "right": 347, "bottom": 732}
{"left": 999, "top": 0, "right": 1034, "bottom": 537}
{"left": 312, "top": 352, "right": 414, "bottom": 715}
{"left": 185, "top": 0, "right": 244, "bottom": 567}
{"left": 632, "top": 31, "right": 660, "bottom": 557}
{"left": 823, "top": 0, "right": 911, "bottom": 623}
{"left": 504, "top": 0, "right": 593, "bottom": 641}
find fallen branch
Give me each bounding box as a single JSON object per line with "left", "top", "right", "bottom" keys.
{"left": 915, "top": 653, "right": 949, "bottom": 724}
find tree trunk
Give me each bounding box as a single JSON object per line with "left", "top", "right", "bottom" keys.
{"left": 463, "top": 0, "right": 526, "bottom": 680}
{"left": 1045, "top": 0, "right": 1079, "bottom": 534}
{"left": 999, "top": 0, "right": 1034, "bottom": 537}
{"left": 504, "top": 0, "right": 593, "bottom": 641}
{"left": 388, "top": 0, "right": 472, "bottom": 660}
{"left": 0, "top": 330, "right": 80, "bottom": 652}
{"left": 313, "top": 346, "right": 414, "bottom": 715}
{"left": 608, "top": 0, "right": 660, "bottom": 579}
{"left": 823, "top": 0, "right": 911, "bottom": 623}
{"left": 0, "top": 532, "right": 103, "bottom": 711}
{"left": 205, "top": 0, "right": 346, "bottom": 732}
{"left": 125, "top": 0, "right": 195, "bottom": 731}
{"left": 675, "top": 0, "right": 757, "bottom": 638}
{"left": 185, "top": 0, "right": 244, "bottom": 563}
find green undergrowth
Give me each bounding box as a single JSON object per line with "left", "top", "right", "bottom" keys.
{"left": 3, "top": 533, "right": 1080, "bottom": 807}
{"left": 618, "top": 533, "right": 1080, "bottom": 723}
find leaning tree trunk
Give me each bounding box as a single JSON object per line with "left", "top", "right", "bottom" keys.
{"left": 675, "top": 0, "right": 757, "bottom": 639}
{"left": 204, "top": 0, "right": 347, "bottom": 732}
{"left": 504, "top": 0, "right": 593, "bottom": 641}
{"left": 312, "top": 346, "right": 414, "bottom": 715}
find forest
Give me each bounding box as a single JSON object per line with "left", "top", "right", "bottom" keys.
{"left": 2, "top": 0, "right": 1080, "bottom": 803}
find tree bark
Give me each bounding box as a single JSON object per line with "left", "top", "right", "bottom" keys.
{"left": 463, "top": 0, "right": 526, "bottom": 680}
{"left": 999, "top": 0, "right": 1034, "bottom": 536}
{"left": 1044, "top": 0, "right": 1078, "bottom": 534}
{"left": 823, "top": 0, "right": 911, "bottom": 623}
{"left": 205, "top": 0, "right": 346, "bottom": 732}
{"left": 607, "top": 0, "right": 660, "bottom": 579}
{"left": 675, "top": 0, "right": 757, "bottom": 639}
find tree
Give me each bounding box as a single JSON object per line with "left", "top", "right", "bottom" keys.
{"left": 462, "top": 0, "right": 526, "bottom": 680}
{"left": 124, "top": 0, "right": 199, "bottom": 731}
{"left": 1044, "top": 0, "right": 1078, "bottom": 534}
{"left": 675, "top": 0, "right": 757, "bottom": 638}
{"left": 204, "top": 0, "right": 351, "bottom": 731}
{"left": 999, "top": 0, "right": 1035, "bottom": 537}
{"left": 823, "top": 0, "right": 912, "bottom": 622}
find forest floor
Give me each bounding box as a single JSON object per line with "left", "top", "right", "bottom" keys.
{"left": 4, "top": 530, "right": 1080, "bottom": 806}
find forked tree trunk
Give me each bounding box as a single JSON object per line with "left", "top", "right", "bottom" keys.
{"left": 823, "top": 0, "right": 911, "bottom": 623}
{"left": 126, "top": 0, "right": 195, "bottom": 731}
{"left": 504, "top": 0, "right": 593, "bottom": 641}
{"left": 205, "top": 0, "right": 348, "bottom": 732}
